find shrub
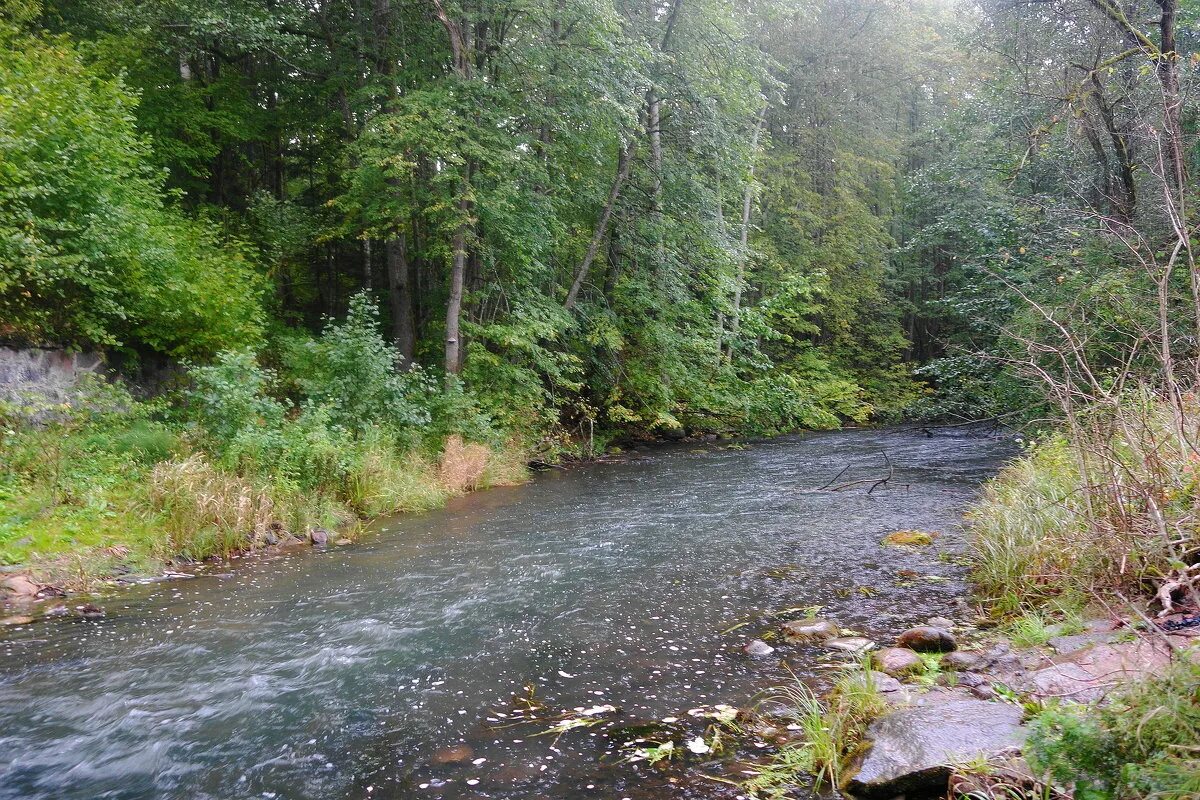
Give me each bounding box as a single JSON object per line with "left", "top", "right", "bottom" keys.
{"left": 282, "top": 293, "right": 432, "bottom": 437}
{"left": 1028, "top": 658, "right": 1200, "bottom": 800}
{"left": 188, "top": 349, "right": 287, "bottom": 456}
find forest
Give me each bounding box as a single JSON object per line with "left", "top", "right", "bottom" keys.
{"left": 2, "top": 0, "right": 1200, "bottom": 797}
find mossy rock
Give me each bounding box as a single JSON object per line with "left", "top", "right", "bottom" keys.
{"left": 882, "top": 530, "right": 936, "bottom": 547}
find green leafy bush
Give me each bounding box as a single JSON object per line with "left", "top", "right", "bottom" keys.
{"left": 0, "top": 26, "right": 264, "bottom": 355}
{"left": 282, "top": 293, "right": 433, "bottom": 437}
{"left": 1028, "top": 658, "right": 1200, "bottom": 800}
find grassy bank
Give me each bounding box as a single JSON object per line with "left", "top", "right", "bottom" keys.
{"left": 0, "top": 298, "right": 530, "bottom": 591}
{"left": 967, "top": 400, "right": 1200, "bottom": 799}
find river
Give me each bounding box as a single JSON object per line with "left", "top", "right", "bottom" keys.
{"left": 0, "top": 428, "right": 1013, "bottom": 800}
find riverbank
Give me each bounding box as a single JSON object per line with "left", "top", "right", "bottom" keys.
{"left": 740, "top": 422, "right": 1200, "bottom": 800}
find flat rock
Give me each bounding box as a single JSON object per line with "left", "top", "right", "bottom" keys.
{"left": 927, "top": 616, "right": 955, "bottom": 630}
{"left": 940, "top": 650, "right": 981, "bottom": 671}
{"left": 431, "top": 744, "right": 474, "bottom": 765}
{"left": 896, "top": 626, "right": 957, "bottom": 653}
{"left": 1, "top": 575, "right": 39, "bottom": 599}
{"left": 1046, "top": 630, "right": 1119, "bottom": 655}
{"left": 827, "top": 636, "right": 875, "bottom": 654}
{"left": 0, "top": 615, "right": 35, "bottom": 626}
{"left": 846, "top": 699, "right": 1026, "bottom": 799}
{"left": 743, "top": 639, "right": 775, "bottom": 658}
{"left": 780, "top": 617, "right": 839, "bottom": 642}
{"left": 1013, "top": 639, "right": 1172, "bottom": 703}
{"left": 874, "top": 647, "right": 924, "bottom": 677}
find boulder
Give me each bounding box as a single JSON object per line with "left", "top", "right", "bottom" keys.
{"left": 939, "top": 651, "right": 981, "bottom": 672}
{"left": 846, "top": 698, "right": 1026, "bottom": 799}
{"left": 1, "top": 574, "right": 39, "bottom": 600}
{"left": 743, "top": 639, "right": 776, "bottom": 659}
{"left": 874, "top": 647, "right": 924, "bottom": 677}
{"left": 780, "top": 617, "right": 839, "bottom": 642}
{"left": 897, "top": 626, "right": 957, "bottom": 653}
{"left": 827, "top": 636, "right": 876, "bottom": 654}
{"left": 926, "top": 616, "right": 955, "bottom": 630}
{"left": 309, "top": 528, "right": 330, "bottom": 546}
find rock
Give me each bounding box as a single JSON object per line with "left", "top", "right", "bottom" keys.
{"left": 1013, "top": 639, "right": 1171, "bottom": 703}
{"left": 846, "top": 698, "right": 1026, "bottom": 799}
{"left": 1046, "top": 630, "right": 1118, "bottom": 655}
{"left": 45, "top": 605, "right": 69, "bottom": 617}
{"left": 882, "top": 530, "right": 936, "bottom": 547}
{"left": 845, "top": 670, "right": 904, "bottom": 695}
{"left": 939, "top": 651, "right": 980, "bottom": 671}
{"left": 874, "top": 647, "right": 924, "bottom": 677}
{"left": 333, "top": 538, "right": 352, "bottom": 546}
{"left": 309, "top": 528, "right": 330, "bottom": 546}
{"left": 969, "top": 683, "right": 997, "bottom": 700}
{"left": 743, "top": 639, "right": 776, "bottom": 658}
{"left": 780, "top": 617, "right": 840, "bottom": 642}
{"left": 431, "top": 744, "right": 475, "bottom": 765}
{"left": 897, "top": 626, "right": 957, "bottom": 653}
{"left": 926, "top": 616, "right": 955, "bottom": 630}
{"left": 75, "top": 603, "right": 105, "bottom": 619}
{"left": 0, "top": 615, "right": 35, "bottom": 626}
{"left": 1, "top": 574, "right": 39, "bottom": 599}
{"left": 952, "top": 671, "right": 985, "bottom": 688}
{"left": 827, "top": 636, "right": 876, "bottom": 654}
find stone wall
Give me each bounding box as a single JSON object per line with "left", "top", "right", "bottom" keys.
{"left": 0, "top": 347, "right": 105, "bottom": 410}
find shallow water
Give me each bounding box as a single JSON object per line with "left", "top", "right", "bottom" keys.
{"left": 0, "top": 428, "right": 1013, "bottom": 800}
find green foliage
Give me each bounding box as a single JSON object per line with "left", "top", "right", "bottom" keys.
{"left": 282, "top": 293, "right": 433, "bottom": 436}
{"left": 1028, "top": 658, "right": 1200, "bottom": 800}
{"left": 0, "top": 26, "right": 265, "bottom": 355}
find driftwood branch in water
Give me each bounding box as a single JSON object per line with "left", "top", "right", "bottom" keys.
{"left": 867, "top": 451, "right": 894, "bottom": 494}
{"left": 817, "top": 464, "right": 851, "bottom": 491}
{"left": 821, "top": 451, "right": 905, "bottom": 493}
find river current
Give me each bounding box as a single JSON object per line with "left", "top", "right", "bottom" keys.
{"left": 0, "top": 428, "right": 1013, "bottom": 800}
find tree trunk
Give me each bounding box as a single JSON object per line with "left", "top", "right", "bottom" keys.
{"left": 565, "top": 140, "right": 637, "bottom": 310}
{"left": 726, "top": 106, "right": 766, "bottom": 359}
{"left": 386, "top": 235, "right": 416, "bottom": 362}
{"left": 444, "top": 191, "right": 470, "bottom": 375}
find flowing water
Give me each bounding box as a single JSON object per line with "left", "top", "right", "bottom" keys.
{"left": 0, "top": 428, "right": 1014, "bottom": 800}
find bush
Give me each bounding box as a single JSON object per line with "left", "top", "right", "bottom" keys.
{"left": 1028, "top": 658, "right": 1200, "bottom": 800}
{"left": 0, "top": 27, "right": 265, "bottom": 355}
{"left": 188, "top": 349, "right": 287, "bottom": 460}
{"left": 282, "top": 293, "right": 432, "bottom": 437}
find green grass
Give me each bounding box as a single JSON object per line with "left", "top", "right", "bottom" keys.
{"left": 0, "top": 413, "right": 526, "bottom": 586}
{"left": 748, "top": 661, "right": 888, "bottom": 797}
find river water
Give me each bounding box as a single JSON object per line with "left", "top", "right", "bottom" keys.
{"left": 0, "top": 429, "right": 1013, "bottom": 800}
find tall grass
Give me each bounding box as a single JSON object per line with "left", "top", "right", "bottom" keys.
{"left": 747, "top": 662, "right": 887, "bottom": 797}
{"left": 971, "top": 398, "right": 1200, "bottom": 616}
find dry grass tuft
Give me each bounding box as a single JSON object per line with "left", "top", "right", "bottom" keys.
{"left": 438, "top": 435, "right": 492, "bottom": 493}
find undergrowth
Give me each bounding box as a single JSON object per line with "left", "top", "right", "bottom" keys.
{"left": 1027, "top": 658, "right": 1200, "bottom": 800}
{"left": 0, "top": 296, "right": 528, "bottom": 583}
